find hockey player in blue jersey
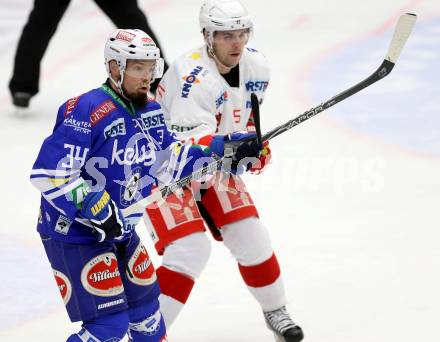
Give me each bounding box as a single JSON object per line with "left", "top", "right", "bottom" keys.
{"left": 30, "top": 28, "right": 261, "bottom": 342}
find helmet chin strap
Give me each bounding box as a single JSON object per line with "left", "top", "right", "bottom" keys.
{"left": 109, "top": 69, "right": 131, "bottom": 101}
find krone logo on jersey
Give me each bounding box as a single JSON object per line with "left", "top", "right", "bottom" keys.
{"left": 53, "top": 269, "right": 72, "bottom": 305}
{"left": 127, "top": 243, "right": 157, "bottom": 286}
{"left": 181, "top": 66, "right": 203, "bottom": 98}
{"left": 81, "top": 253, "right": 124, "bottom": 297}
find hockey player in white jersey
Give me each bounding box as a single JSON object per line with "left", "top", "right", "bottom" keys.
{"left": 145, "top": 1, "right": 304, "bottom": 341}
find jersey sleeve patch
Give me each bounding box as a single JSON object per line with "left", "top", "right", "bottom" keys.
{"left": 181, "top": 66, "right": 204, "bottom": 98}
{"left": 64, "top": 96, "right": 81, "bottom": 118}
{"left": 90, "top": 100, "right": 117, "bottom": 126}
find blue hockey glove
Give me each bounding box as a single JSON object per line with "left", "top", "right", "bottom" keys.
{"left": 80, "top": 190, "right": 127, "bottom": 242}
{"left": 210, "top": 132, "right": 262, "bottom": 174}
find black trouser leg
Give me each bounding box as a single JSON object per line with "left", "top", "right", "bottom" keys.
{"left": 9, "top": 0, "right": 71, "bottom": 96}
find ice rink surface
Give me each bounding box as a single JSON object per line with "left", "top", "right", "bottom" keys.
{"left": 0, "top": 0, "right": 439, "bottom": 341}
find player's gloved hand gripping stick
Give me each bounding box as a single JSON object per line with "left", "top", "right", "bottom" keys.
{"left": 81, "top": 189, "right": 127, "bottom": 242}
{"left": 209, "top": 131, "right": 262, "bottom": 173}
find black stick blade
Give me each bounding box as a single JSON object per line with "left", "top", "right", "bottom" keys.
{"left": 250, "top": 92, "right": 263, "bottom": 149}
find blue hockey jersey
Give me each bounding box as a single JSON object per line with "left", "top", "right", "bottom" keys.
{"left": 31, "top": 84, "right": 211, "bottom": 243}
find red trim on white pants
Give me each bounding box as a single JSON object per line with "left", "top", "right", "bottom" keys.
{"left": 156, "top": 266, "right": 195, "bottom": 304}
{"left": 238, "top": 253, "right": 281, "bottom": 288}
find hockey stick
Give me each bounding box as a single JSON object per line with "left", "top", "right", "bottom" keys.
{"left": 122, "top": 13, "right": 416, "bottom": 216}
{"left": 250, "top": 92, "right": 263, "bottom": 149}
{"left": 262, "top": 13, "right": 417, "bottom": 141}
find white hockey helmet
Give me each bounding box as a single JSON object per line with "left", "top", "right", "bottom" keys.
{"left": 104, "top": 29, "right": 164, "bottom": 89}
{"left": 199, "top": 0, "right": 253, "bottom": 43}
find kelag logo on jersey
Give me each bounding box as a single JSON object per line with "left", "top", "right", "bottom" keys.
{"left": 245, "top": 80, "right": 269, "bottom": 92}
{"left": 104, "top": 118, "right": 126, "bottom": 139}
{"left": 111, "top": 138, "right": 157, "bottom": 166}
{"left": 181, "top": 66, "right": 203, "bottom": 98}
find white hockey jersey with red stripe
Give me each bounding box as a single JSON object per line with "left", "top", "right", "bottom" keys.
{"left": 155, "top": 45, "right": 270, "bottom": 142}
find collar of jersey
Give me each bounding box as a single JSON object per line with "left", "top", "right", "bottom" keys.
{"left": 100, "top": 82, "right": 136, "bottom": 117}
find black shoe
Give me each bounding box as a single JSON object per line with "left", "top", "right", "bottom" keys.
{"left": 264, "top": 306, "right": 304, "bottom": 342}
{"left": 12, "top": 92, "right": 32, "bottom": 108}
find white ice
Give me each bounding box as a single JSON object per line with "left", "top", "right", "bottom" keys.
{"left": 0, "top": 0, "right": 439, "bottom": 341}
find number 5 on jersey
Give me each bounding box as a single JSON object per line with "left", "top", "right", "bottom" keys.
{"left": 233, "top": 109, "right": 241, "bottom": 123}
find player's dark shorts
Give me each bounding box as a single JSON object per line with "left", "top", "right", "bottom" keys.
{"left": 40, "top": 231, "right": 159, "bottom": 322}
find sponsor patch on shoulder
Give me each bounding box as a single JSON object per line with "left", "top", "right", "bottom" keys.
{"left": 91, "top": 100, "right": 117, "bottom": 126}
{"left": 64, "top": 96, "right": 80, "bottom": 117}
